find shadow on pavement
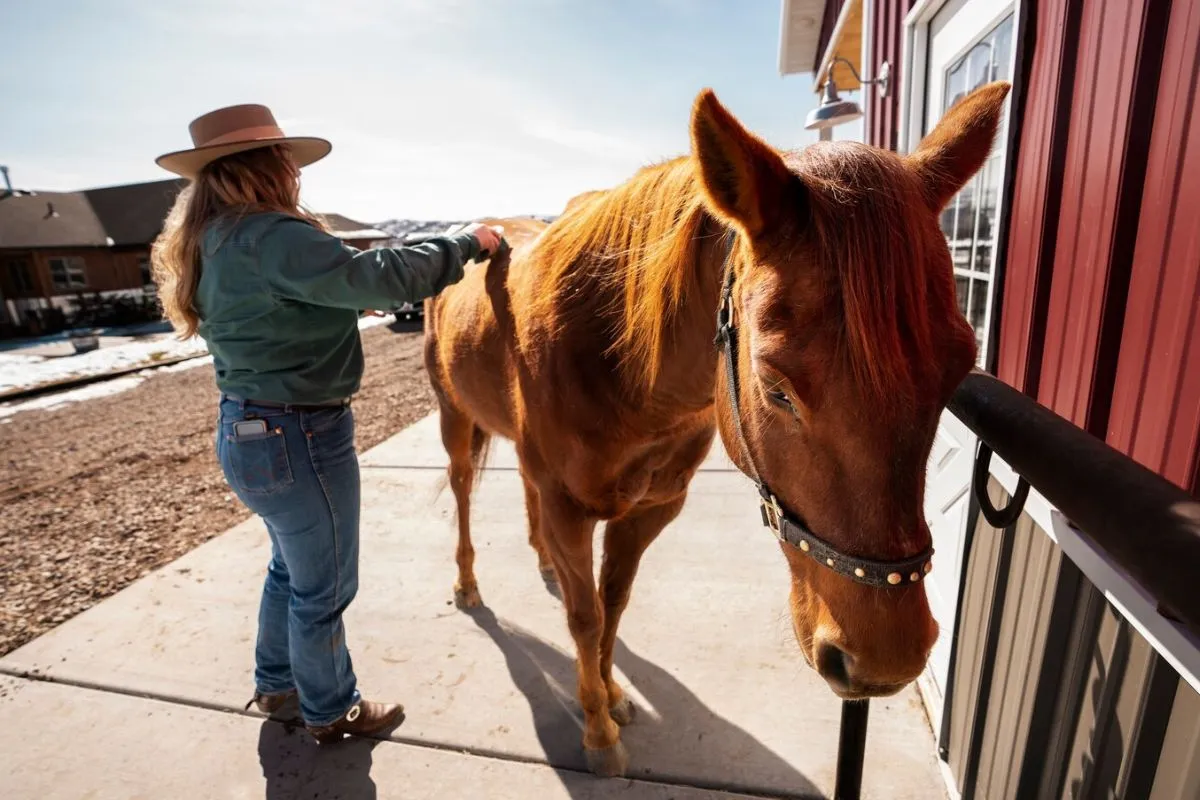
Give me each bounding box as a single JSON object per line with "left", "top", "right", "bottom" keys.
{"left": 467, "top": 606, "right": 822, "bottom": 799}
{"left": 257, "top": 718, "right": 380, "bottom": 800}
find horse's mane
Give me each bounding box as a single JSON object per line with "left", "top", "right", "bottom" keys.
{"left": 529, "top": 156, "right": 708, "bottom": 386}
{"left": 793, "top": 142, "right": 944, "bottom": 406}
{"left": 532, "top": 143, "right": 944, "bottom": 403}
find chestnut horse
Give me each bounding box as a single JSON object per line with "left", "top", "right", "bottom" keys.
{"left": 424, "top": 81, "right": 1010, "bottom": 776}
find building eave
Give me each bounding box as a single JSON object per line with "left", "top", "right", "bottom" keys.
{"left": 778, "top": 0, "right": 828, "bottom": 76}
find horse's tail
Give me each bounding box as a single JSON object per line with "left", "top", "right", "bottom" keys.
{"left": 468, "top": 424, "right": 492, "bottom": 492}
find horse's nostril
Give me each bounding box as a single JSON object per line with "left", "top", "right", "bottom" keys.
{"left": 816, "top": 643, "right": 852, "bottom": 690}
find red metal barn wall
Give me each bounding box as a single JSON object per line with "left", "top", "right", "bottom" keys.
{"left": 866, "top": 0, "right": 915, "bottom": 150}
{"left": 866, "top": 0, "right": 1200, "bottom": 494}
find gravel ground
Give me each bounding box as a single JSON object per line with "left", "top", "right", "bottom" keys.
{"left": 0, "top": 322, "right": 437, "bottom": 656}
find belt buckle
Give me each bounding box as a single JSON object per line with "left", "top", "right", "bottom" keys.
{"left": 760, "top": 493, "right": 784, "bottom": 538}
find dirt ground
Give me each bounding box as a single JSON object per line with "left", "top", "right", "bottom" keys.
{"left": 0, "top": 322, "right": 438, "bottom": 657}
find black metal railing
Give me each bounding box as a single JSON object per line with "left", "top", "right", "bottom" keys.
{"left": 949, "top": 371, "right": 1200, "bottom": 633}
{"left": 836, "top": 370, "right": 1200, "bottom": 800}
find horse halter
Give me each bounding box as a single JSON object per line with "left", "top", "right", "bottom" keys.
{"left": 712, "top": 233, "right": 934, "bottom": 589}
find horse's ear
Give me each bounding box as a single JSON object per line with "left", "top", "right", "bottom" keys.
{"left": 908, "top": 81, "right": 1011, "bottom": 211}
{"left": 691, "top": 88, "right": 797, "bottom": 236}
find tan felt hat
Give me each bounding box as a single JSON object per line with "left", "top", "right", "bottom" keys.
{"left": 155, "top": 103, "right": 331, "bottom": 179}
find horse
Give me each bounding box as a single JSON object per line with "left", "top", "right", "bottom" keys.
{"left": 423, "top": 81, "right": 1011, "bottom": 777}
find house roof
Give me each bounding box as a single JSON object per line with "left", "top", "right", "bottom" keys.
{"left": 0, "top": 176, "right": 383, "bottom": 251}
{"left": 318, "top": 213, "right": 389, "bottom": 240}
{"left": 0, "top": 190, "right": 112, "bottom": 249}
{"left": 84, "top": 179, "right": 187, "bottom": 246}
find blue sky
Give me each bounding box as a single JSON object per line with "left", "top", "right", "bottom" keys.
{"left": 6, "top": 0, "right": 862, "bottom": 221}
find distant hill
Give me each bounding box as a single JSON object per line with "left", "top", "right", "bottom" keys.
{"left": 375, "top": 216, "right": 557, "bottom": 243}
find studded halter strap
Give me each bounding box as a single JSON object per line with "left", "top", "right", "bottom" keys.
{"left": 712, "top": 232, "right": 934, "bottom": 589}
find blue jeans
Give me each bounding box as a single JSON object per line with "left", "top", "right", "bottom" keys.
{"left": 215, "top": 394, "right": 361, "bottom": 726}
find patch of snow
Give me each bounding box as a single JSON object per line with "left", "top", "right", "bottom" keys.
{"left": 0, "top": 352, "right": 45, "bottom": 365}
{"left": 356, "top": 313, "right": 397, "bottom": 332}
{"left": 0, "top": 376, "right": 148, "bottom": 419}
{"left": 158, "top": 355, "right": 215, "bottom": 373}
{"left": 0, "top": 312, "right": 398, "bottom": 413}
{"left": 0, "top": 336, "right": 208, "bottom": 394}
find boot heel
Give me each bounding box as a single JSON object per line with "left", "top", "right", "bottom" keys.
{"left": 309, "top": 727, "right": 344, "bottom": 745}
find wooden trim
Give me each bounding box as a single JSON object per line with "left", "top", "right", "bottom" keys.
{"left": 812, "top": 0, "right": 865, "bottom": 92}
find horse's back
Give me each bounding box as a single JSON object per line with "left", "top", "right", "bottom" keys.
{"left": 425, "top": 217, "right": 549, "bottom": 441}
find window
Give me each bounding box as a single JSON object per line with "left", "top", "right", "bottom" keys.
{"left": 911, "top": 0, "right": 1016, "bottom": 368}
{"left": 937, "top": 14, "right": 1014, "bottom": 364}
{"left": 138, "top": 254, "right": 152, "bottom": 286}
{"left": 48, "top": 256, "right": 87, "bottom": 290}
{"left": 6, "top": 259, "right": 34, "bottom": 293}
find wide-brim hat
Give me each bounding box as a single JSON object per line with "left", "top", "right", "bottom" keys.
{"left": 155, "top": 103, "right": 331, "bottom": 179}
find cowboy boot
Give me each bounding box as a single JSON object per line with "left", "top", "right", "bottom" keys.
{"left": 244, "top": 689, "right": 298, "bottom": 715}
{"left": 307, "top": 699, "right": 405, "bottom": 744}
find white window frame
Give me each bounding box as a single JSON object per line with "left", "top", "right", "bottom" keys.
{"left": 48, "top": 256, "right": 87, "bottom": 291}
{"left": 897, "top": 0, "right": 1019, "bottom": 369}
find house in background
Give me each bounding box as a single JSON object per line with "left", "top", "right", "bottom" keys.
{"left": 0, "top": 178, "right": 185, "bottom": 335}
{"left": 779, "top": 1, "right": 1200, "bottom": 797}
{"left": 318, "top": 213, "right": 390, "bottom": 251}
{"left": 0, "top": 171, "right": 389, "bottom": 338}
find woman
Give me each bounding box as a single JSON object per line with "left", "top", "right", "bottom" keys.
{"left": 151, "top": 103, "right": 502, "bottom": 744}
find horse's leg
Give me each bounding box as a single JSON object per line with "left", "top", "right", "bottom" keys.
{"left": 597, "top": 496, "right": 686, "bottom": 726}
{"left": 439, "top": 405, "right": 485, "bottom": 609}
{"left": 537, "top": 489, "right": 626, "bottom": 777}
{"left": 520, "top": 472, "right": 554, "bottom": 578}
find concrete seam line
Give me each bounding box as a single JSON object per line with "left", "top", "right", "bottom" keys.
{"left": 0, "top": 666, "right": 821, "bottom": 799}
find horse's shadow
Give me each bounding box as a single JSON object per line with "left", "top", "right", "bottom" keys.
{"left": 466, "top": 606, "right": 821, "bottom": 798}
{"left": 256, "top": 717, "right": 380, "bottom": 800}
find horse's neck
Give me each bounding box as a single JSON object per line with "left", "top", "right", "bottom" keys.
{"left": 644, "top": 216, "right": 729, "bottom": 411}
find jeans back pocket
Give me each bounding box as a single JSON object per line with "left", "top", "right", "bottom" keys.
{"left": 224, "top": 426, "right": 294, "bottom": 495}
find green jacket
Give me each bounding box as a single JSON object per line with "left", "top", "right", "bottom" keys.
{"left": 194, "top": 211, "right": 480, "bottom": 405}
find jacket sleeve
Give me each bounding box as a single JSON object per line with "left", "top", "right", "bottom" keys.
{"left": 258, "top": 217, "right": 480, "bottom": 309}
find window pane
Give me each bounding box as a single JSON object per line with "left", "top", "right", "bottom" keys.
{"left": 945, "top": 59, "right": 968, "bottom": 111}
{"left": 973, "top": 158, "right": 1000, "bottom": 273}
{"left": 955, "top": 275, "right": 970, "bottom": 318}
{"left": 970, "top": 277, "right": 991, "bottom": 341}
{"left": 935, "top": 11, "right": 1015, "bottom": 366}
{"left": 967, "top": 42, "right": 991, "bottom": 92}
{"left": 992, "top": 17, "right": 1014, "bottom": 82}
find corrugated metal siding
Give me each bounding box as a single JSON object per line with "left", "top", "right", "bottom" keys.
{"left": 1150, "top": 685, "right": 1200, "bottom": 800}
{"left": 973, "top": 513, "right": 1062, "bottom": 798}
{"left": 865, "top": 0, "right": 913, "bottom": 150}
{"left": 1034, "top": 0, "right": 1166, "bottom": 433}
{"left": 993, "top": 0, "right": 1079, "bottom": 393}
{"left": 945, "top": 481, "right": 1008, "bottom": 785}
{"left": 1104, "top": 0, "right": 1200, "bottom": 492}
{"left": 946, "top": 481, "right": 1198, "bottom": 799}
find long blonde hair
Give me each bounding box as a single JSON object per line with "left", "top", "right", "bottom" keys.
{"left": 150, "top": 144, "right": 326, "bottom": 338}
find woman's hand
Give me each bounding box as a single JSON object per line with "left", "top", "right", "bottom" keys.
{"left": 462, "top": 223, "right": 504, "bottom": 256}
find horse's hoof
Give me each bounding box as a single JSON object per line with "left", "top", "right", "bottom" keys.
{"left": 609, "top": 696, "right": 637, "bottom": 726}
{"left": 454, "top": 584, "right": 482, "bottom": 609}
{"left": 585, "top": 740, "right": 629, "bottom": 778}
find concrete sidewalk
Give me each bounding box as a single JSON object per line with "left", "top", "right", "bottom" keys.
{"left": 0, "top": 415, "right": 945, "bottom": 799}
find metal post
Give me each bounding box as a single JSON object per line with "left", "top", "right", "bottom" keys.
{"left": 835, "top": 699, "right": 869, "bottom": 800}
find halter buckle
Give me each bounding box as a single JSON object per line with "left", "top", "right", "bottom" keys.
{"left": 759, "top": 492, "right": 784, "bottom": 537}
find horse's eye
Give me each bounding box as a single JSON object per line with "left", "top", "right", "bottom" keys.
{"left": 766, "top": 389, "right": 794, "bottom": 411}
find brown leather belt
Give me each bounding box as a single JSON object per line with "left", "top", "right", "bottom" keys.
{"left": 223, "top": 393, "right": 350, "bottom": 412}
